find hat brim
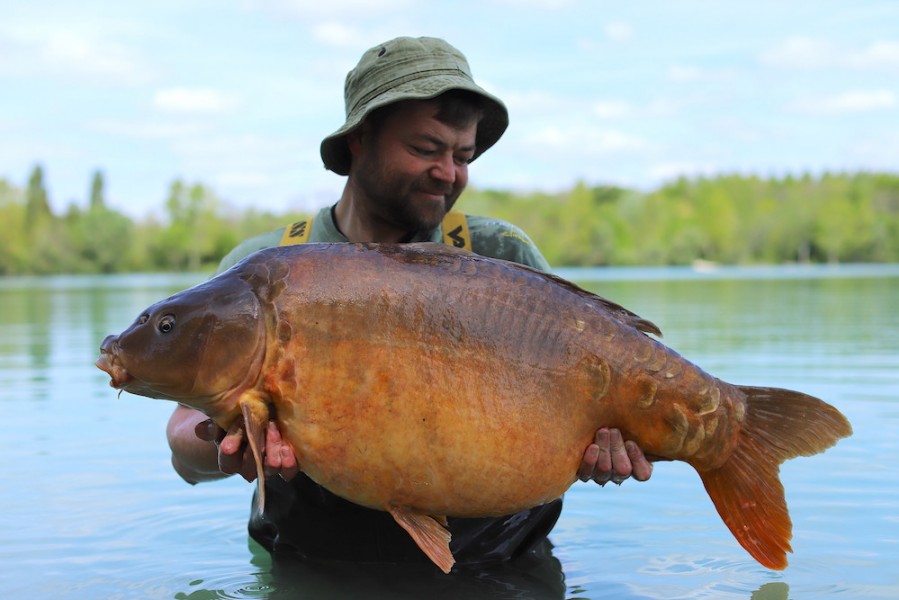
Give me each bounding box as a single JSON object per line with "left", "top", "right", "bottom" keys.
{"left": 320, "top": 76, "right": 508, "bottom": 176}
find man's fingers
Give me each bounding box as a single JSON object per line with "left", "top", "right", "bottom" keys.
{"left": 594, "top": 428, "right": 613, "bottom": 471}
{"left": 216, "top": 419, "right": 252, "bottom": 477}
{"left": 581, "top": 428, "right": 655, "bottom": 486}
{"left": 219, "top": 420, "right": 246, "bottom": 456}
{"left": 592, "top": 428, "right": 613, "bottom": 485}
{"left": 264, "top": 421, "right": 282, "bottom": 470}
{"left": 626, "top": 440, "right": 653, "bottom": 481}
{"left": 608, "top": 428, "right": 633, "bottom": 482}
{"left": 279, "top": 445, "right": 299, "bottom": 482}
{"left": 263, "top": 421, "right": 299, "bottom": 482}
{"left": 578, "top": 443, "right": 600, "bottom": 482}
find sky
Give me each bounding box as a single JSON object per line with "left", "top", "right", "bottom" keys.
{"left": 1, "top": 0, "right": 897, "bottom": 219}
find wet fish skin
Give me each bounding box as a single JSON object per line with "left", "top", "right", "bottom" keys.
{"left": 96, "top": 242, "right": 852, "bottom": 574}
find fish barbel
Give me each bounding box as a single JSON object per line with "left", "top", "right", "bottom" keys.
{"left": 96, "top": 243, "right": 852, "bottom": 573}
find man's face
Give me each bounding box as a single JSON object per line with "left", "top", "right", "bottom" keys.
{"left": 351, "top": 100, "right": 478, "bottom": 234}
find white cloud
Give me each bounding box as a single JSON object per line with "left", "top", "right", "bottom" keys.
{"left": 504, "top": 89, "right": 683, "bottom": 124}
{"left": 0, "top": 22, "right": 158, "bottom": 85}
{"left": 312, "top": 22, "right": 365, "bottom": 48}
{"left": 849, "top": 41, "right": 899, "bottom": 70}
{"left": 592, "top": 97, "right": 683, "bottom": 120}
{"left": 492, "top": 0, "right": 577, "bottom": 8}
{"left": 761, "top": 37, "right": 899, "bottom": 71}
{"left": 760, "top": 37, "right": 832, "bottom": 69}
{"left": 666, "top": 64, "right": 737, "bottom": 83}
{"left": 523, "top": 125, "right": 652, "bottom": 154}
{"left": 503, "top": 90, "right": 576, "bottom": 116}
{"left": 789, "top": 90, "right": 897, "bottom": 115}
{"left": 242, "top": 0, "right": 413, "bottom": 18}
{"left": 153, "top": 88, "right": 239, "bottom": 115}
{"left": 604, "top": 21, "right": 634, "bottom": 43}
{"left": 667, "top": 65, "right": 704, "bottom": 82}
{"left": 593, "top": 100, "right": 634, "bottom": 119}
{"left": 88, "top": 118, "right": 211, "bottom": 140}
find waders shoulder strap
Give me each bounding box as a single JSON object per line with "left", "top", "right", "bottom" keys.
{"left": 279, "top": 211, "right": 470, "bottom": 249}
{"left": 278, "top": 218, "right": 313, "bottom": 246}
{"left": 440, "top": 211, "right": 471, "bottom": 250}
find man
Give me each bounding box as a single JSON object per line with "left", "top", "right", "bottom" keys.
{"left": 167, "top": 36, "right": 653, "bottom": 569}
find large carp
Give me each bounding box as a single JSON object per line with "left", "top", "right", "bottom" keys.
{"left": 96, "top": 243, "right": 851, "bottom": 573}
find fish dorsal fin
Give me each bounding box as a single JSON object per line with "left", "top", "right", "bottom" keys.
{"left": 388, "top": 506, "right": 454, "bottom": 573}
{"left": 239, "top": 396, "right": 270, "bottom": 512}
{"left": 535, "top": 269, "right": 662, "bottom": 337}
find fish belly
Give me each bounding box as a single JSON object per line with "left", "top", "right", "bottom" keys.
{"left": 260, "top": 246, "right": 619, "bottom": 516}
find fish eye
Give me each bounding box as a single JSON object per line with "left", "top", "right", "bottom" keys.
{"left": 139, "top": 313, "right": 149, "bottom": 325}
{"left": 158, "top": 315, "right": 176, "bottom": 334}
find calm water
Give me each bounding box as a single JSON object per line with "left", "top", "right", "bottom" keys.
{"left": 1, "top": 265, "right": 896, "bottom": 599}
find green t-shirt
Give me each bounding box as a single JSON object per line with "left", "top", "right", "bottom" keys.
{"left": 216, "top": 205, "right": 550, "bottom": 274}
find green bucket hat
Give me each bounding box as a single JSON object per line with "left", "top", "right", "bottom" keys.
{"left": 320, "top": 36, "right": 509, "bottom": 175}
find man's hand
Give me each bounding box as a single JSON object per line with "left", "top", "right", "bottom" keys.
{"left": 577, "top": 427, "right": 654, "bottom": 485}
{"left": 194, "top": 418, "right": 299, "bottom": 483}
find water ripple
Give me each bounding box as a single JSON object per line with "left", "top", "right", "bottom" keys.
{"left": 175, "top": 572, "right": 275, "bottom": 600}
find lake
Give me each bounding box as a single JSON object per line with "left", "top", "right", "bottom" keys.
{"left": 1, "top": 264, "right": 896, "bottom": 599}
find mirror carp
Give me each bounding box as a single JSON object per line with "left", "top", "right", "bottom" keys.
{"left": 96, "top": 242, "right": 852, "bottom": 573}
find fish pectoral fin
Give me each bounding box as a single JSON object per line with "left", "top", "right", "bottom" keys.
{"left": 239, "top": 396, "right": 270, "bottom": 513}
{"left": 388, "top": 506, "right": 454, "bottom": 574}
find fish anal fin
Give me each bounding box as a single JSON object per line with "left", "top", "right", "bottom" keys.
{"left": 239, "top": 397, "right": 270, "bottom": 513}
{"left": 700, "top": 386, "right": 852, "bottom": 570}
{"left": 388, "top": 506, "right": 454, "bottom": 574}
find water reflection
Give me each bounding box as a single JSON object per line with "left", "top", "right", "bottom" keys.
{"left": 751, "top": 582, "right": 790, "bottom": 599}
{"left": 176, "top": 540, "right": 566, "bottom": 600}
{"left": 0, "top": 273, "right": 206, "bottom": 403}
{"left": 171, "top": 541, "right": 795, "bottom": 600}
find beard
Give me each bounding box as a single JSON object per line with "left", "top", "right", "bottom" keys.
{"left": 354, "top": 155, "right": 461, "bottom": 234}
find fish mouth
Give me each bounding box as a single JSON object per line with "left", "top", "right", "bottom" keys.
{"left": 96, "top": 353, "right": 134, "bottom": 390}
{"left": 96, "top": 335, "right": 134, "bottom": 391}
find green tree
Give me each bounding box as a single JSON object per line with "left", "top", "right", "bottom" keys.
{"left": 151, "top": 180, "right": 224, "bottom": 271}
{"left": 0, "top": 179, "right": 27, "bottom": 274}
{"left": 67, "top": 203, "right": 134, "bottom": 273}
{"left": 89, "top": 170, "right": 106, "bottom": 210}
{"left": 25, "top": 164, "right": 52, "bottom": 231}
{"left": 5, "top": 167, "right": 899, "bottom": 274}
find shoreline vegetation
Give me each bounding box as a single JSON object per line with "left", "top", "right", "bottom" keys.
{"left": 2, "top": 166, "right": 898, "bottom": 275}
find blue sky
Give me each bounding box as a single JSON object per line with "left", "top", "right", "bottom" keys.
{"left": 1, "top": 0, "right": 897, "bottom": 219}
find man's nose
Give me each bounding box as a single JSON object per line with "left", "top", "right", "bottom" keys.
{"left": 430, "top": 153, "right": 456, "bottom": 183}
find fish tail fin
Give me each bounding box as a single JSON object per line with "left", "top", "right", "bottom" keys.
{"left": 698, "top": 386, "right": 852, "bottom": 570}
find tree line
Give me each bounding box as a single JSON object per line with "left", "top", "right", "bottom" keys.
{"left": 463, "top": 171, "right": 899, "bottom": 266}
{"left": 1, "top": 165, "right": 897, "bottom": 275}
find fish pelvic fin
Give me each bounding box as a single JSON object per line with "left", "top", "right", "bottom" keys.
{"left": 699, "top": 386, "right": 852, "bottom": 570}
{"left": 239, "top": 396, "right": 270, "bottom": 513}
{"left": 388, "top": 506, "right": 454, "bottom": 574}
